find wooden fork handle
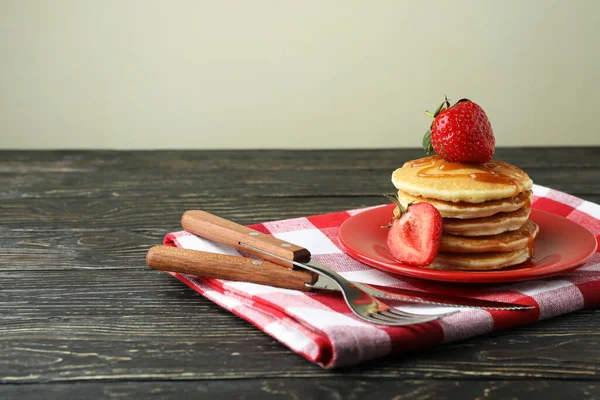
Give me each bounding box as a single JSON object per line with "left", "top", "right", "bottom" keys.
{"left": 146, "top": 245, "right": 316, "bottom": 291}
{"left": 181, "top": 210, "right": 311, "bottom": 269}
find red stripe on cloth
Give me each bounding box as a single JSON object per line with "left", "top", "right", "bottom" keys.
{"left": 247, "top": 223, "right": 270, "bottom": 234}
{"left": 544, "top": 188, "right": 585, "bottom": 209}
{"left": 385, "top": 321, "right": 445, "bottom": 353}
{"left": 308, "top": 211, "right": 352, "bottom": 230}
{"left": 574, "top": 279, "right": 600, "bottom": 308}
{"left": 532, "top": 197, "right": 575, "bottom": 216}
{"left": 487, "top": 297, "right": 540, "bottom": 331}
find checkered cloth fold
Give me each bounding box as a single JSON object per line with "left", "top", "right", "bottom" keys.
{"left": 163, "top": 184, "right": 600, "bottom": 368}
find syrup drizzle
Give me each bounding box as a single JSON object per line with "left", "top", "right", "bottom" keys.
{"left": 412, "top": 156, "right": 524, "bottom": 197}
{"left": 522, "top": 230, "right": 535, "bottom": 255}
{"left": 523, "top": 193, "right": 532, "bottom": 209}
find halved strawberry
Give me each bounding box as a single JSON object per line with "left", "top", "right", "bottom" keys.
{"left": 383, "top": 195, "right": 442, "bottom": 266}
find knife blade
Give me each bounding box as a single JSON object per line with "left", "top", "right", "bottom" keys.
{"left": 308, "top": 274, "right": 534, "bottom": 311}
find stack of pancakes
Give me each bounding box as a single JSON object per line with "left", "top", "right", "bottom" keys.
{"left": 391, "top": 155, "right": 538, "bottom": 270}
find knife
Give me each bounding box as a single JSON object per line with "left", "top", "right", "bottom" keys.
{"left": 146, "top": 245, "right": 533, "bottom": 311}
{"left": 310, "top": 274, "right": 532, "bottom": 310}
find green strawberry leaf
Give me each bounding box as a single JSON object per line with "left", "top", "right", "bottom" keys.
{"left": 422, "top": 129, "right": 433, "bottom": 154}
{"left": 434, "top": 101, "right": 446, "bottom": 117}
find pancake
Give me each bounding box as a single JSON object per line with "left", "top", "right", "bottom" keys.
{"left": 440, "top": 220, "right": 539, "bottom": 253}
{"left": 391, "top": 155, "right": 533, "bottom": 203}
{"left": 396, "top": 190, "right": 532, "bottom": 219}
{"left": 393, "top": 205, "right": 531, "bottom": 236}
{"left": 442, "top": 207, "right": 531, "bottom": 236}
{"left": 427, "top": 247, "right": 532, "bottom": 270}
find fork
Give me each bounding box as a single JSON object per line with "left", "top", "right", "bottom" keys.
{"left": 238, "top": 243, "right": 459, "bottom": 326}
{"left": 147, "top": 244, "right": 458, "bottom": 326}
{"left": 162, "top": 210, "right": 458, "bottom": 326}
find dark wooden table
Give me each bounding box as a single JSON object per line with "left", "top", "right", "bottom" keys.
{"left": 2, "top": 148, "right": 600, "bottom": 399}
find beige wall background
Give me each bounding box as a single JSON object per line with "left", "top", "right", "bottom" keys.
{"left": 1, "top": 0, "right": 598, "bottom": 149}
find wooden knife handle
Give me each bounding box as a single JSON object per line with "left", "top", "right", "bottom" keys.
{"left": 181, "top": 210, "right": 311, "bottom": 269}
{"left": 146, "top": 245, "right": 316, "bottom": 291}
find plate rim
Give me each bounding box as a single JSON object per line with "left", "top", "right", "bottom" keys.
{"left": 338, "top": 205, "right": 598, "bottom": 283}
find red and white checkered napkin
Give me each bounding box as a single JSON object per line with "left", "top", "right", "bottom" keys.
{"left": 163, "top": 184, "right": 600, "bottom": 369}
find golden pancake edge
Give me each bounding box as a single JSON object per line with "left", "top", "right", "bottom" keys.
{"left": 391, "top": 155, "right": 533, "bottom": 203}
{"left": 396, "top": 190, "right": 533, "bottom": 219}
{"left": 440, "top": 220, "right": 539, "bottom": 253}
{"left": 428, "top": 247, "right": 532, "bottom": 270}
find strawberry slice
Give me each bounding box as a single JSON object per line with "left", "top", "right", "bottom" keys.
{"left": 383, "top": 195, "right": 442, "bottom": 266}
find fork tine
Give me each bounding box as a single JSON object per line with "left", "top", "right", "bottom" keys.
{"left": 373, "top": 310, "right": 439, "bottom": 322}
{"left": 367, "top": 312, "right": 441, "bottom": 326}
{"left": 369, "top": 312, "right": 404, "bottom": 322}
{"left": 369, "top": 313, "right": 414, "bottom": 324}
{"left": 377, "top": 310, "right": 429, "bottom": 322}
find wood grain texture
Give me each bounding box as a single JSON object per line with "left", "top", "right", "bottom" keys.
{"left": 3, "top": 269, "right": 600, "bottom": 381}
{"left": 2, "top": 380, "right": 600, "bottom": 400}
{"left": 1, "top": 148, "right": 600, "bottom": 398}
{"left": 0, "top": 196, "right": 386, "bottom": 230}
{"left": 1, "top": 148, "right": 599, "bottom": 169}
{"left": 2, "top": 167, "right": 599, "bottom": 199}
{"left": 2, "top": 149, "right": 599, "bottom": 199}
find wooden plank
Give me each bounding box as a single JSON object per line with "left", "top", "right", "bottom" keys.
{"left": 1, "top": 379, "right": 599, "bottom": 400}
{"left": 2, "top": 148, "right": 599, "bottom": 199}
{"left": 0, "top": 196, "right": 385, "bottom": 230}
{"left": 2, "top": 270, "right": 600, "bottom": 381}
{"left": 0, "top": 229, "right": 162, "bottom": 270}
{"left": 1, "top": 148, "right": 599, "bottom": 170}
{"left": 0, "top": 196, "right": 384, "bottom": 271}
{"left": 2, "top": 166, "right": 600, "bottom": 199}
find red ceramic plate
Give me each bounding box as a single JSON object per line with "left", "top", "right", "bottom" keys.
{"left": 338, "top": 204, "right": 597, "bottom": 283}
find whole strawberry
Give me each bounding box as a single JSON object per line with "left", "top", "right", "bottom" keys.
{"left": 383, "top": 195, "right": 442, "bottom": 267}
{"left": 423, "top": 97, "right": 495, "bottom": 164}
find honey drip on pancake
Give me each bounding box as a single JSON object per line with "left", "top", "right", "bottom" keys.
{"left": 412, "top": 156, "right": 524, "bottom": 196}
{"left": 523, "top": 229, "right": 535, "bottom": 256}
{"left": 523, "top": 193, "right": 532, "bottom": 209}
